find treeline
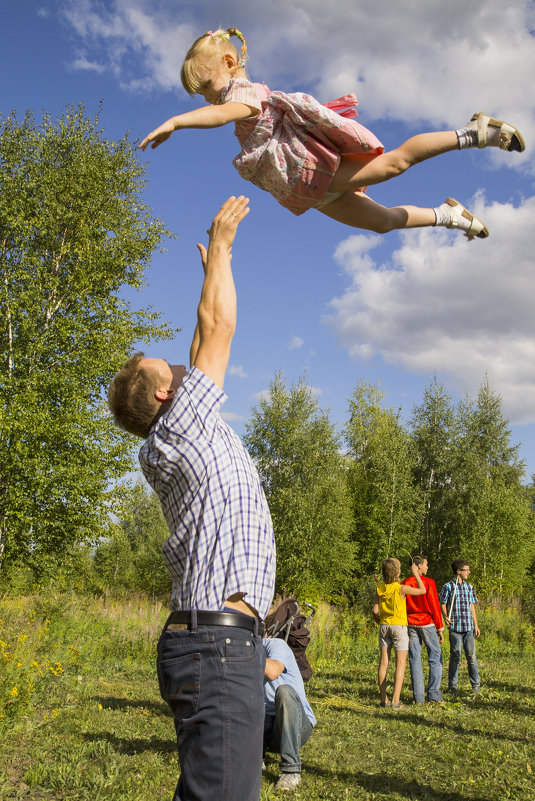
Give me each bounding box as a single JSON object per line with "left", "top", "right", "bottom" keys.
{"left": 243, "top": 373, "right": 535, "bottom": 608}
{"left": 9, "top": 371, "right": 534, "bottom": 618}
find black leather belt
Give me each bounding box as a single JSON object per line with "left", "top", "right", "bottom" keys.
{"left": 168, "top": 610, "right": 264, "bottom": 636}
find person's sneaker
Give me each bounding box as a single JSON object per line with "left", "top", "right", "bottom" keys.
{"left": 275, "top": 773, "right": 301, "bottom": 791}
{"left": 472, "top": 686, "right": 481, "bottom": 695}
{"left": 447, "top": 687, "right": 458, "bottom": 696}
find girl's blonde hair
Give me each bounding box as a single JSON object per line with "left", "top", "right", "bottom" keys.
{"left": 381, "top": 558, "right": 401, "bottom": 584}
{"left": 181, "top": 27, "right": 248, "bottom": 96}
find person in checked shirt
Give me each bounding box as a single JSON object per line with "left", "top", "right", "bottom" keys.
{"left": 108, "top": 195, "right": 276, "bottom": 801}
{"left": 440, "top": 558, "right": 481, "bottom": 696}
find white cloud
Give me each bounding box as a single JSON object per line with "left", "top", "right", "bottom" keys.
{"left": 228, "top": 364, "right": 248, "bottom": 378}
{"left": 61, "top": 0, "right": 195, "bottom": 92}
{"left": 70, "top": 53, "right": 106, "bottom": 74}
{"left": 221, "top": 411, "right": 245, "bottom": 422}
{"left": 325, "top": 193, "right": 535, "bottom": 423}
{"left": 289, "top": 336, "right": 304, "bottom": 350}
{"left": 59, "top": 0, "right": 535, "bottom": 153}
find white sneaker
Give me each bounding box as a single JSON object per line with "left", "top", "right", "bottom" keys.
{"left": 275, "top": 773, "right": 301, "bottom": 791}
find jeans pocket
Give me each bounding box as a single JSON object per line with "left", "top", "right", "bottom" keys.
{"left": 157, "top": 652, "right": 201, "bottom": 718}
{"left": 219, "top": 634, "right": 259, "bottom": 662}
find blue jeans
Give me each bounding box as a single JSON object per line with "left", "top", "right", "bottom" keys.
{"left": 263, "top": 685, "right": 314, "bottom": 774}
{"left": 448, "top": 629, "right": 480, "bottom": 691}
{"left": 408, "top": 626, "right": 443, "bottom": 702}
{"left": 157, "top": 615, "right": 266, "bottom": 801}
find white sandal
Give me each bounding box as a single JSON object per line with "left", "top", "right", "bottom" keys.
{"left": 443, "top": 198, "right": 489, "bottom": 241}
{"left": 467, "top": 111, "right": 525, "bottom": 152}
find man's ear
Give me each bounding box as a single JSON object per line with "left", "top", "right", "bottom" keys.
{"left": 155, "top": 387, "right": 175, "bottom": 402}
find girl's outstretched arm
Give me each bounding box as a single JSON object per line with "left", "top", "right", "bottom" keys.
{"left": 139, "top": 102, "right": 255, "bottom": 151}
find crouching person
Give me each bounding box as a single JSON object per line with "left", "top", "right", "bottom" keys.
{"left": 263, "top": 637, "right": 316, "bottom": 792}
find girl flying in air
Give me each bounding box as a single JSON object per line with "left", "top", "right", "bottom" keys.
{"left": 140, "top": 28, "right": 525, "bottom": 240}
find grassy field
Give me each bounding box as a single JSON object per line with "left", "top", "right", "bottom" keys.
{"left": 1, "top": 593, "right": 534, "bottom": 800}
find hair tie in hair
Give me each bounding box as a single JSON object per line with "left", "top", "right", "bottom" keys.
{"left": 204, "top": 30, "right": 215, "bottom": 38}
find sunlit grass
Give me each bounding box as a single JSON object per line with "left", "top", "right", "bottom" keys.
{"left": 1, "top": 592, "right": 534, "bottom": 800}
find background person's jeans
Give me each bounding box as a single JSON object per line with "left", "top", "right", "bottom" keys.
{"left": 408, "top": 625, "right": 443, "bottom": 702}
{"left": 448, "top": 629, "right": 480, "bottom": 691}
{"left": 264, "top": 685, "right": 314, "bottom": 774}
{"left": 157, "top": 617, "right": 266, "bottom": 801}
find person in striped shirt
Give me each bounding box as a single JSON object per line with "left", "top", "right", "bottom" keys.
{"left": 108, "top": 195, "right": 276, "bottom": 801}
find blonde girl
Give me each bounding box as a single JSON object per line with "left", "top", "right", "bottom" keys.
{"left": 372, "top": 558, "right": 426, "bottom": 710}
{"left": 140, "top": 28, "right": 525, "bottom": 240}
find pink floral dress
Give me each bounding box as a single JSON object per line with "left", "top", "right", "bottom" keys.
{"left": 219, "top": 78, "right": 384, "bottom": 216}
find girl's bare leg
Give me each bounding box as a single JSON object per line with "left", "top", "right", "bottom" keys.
{"left": 319, "top": 191, "right": 435, "bottom": 232}
{"left": 378, "top": 647, "right": 390, "bottom": 704}
{"left": 391, "top": 650, "right": 408, "bottom": 706}
{"left": 330, "top": 131, "right": 459, "bottom": 192}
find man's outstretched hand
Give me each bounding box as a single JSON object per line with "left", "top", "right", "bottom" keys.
{"left": 204, "top": 195, "right": 250, "bottom": 254}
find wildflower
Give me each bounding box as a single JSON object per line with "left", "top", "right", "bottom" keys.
{"left": 10, "top": 686, "right": 18, "bottom": 697}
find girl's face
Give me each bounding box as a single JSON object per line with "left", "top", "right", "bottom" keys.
{"left": 196, "top": 56, "right": 232, "bottom": 103}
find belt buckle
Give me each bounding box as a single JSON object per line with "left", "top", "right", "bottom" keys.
{"left": 168, "top": 623, "right": 189, "bottom": 631}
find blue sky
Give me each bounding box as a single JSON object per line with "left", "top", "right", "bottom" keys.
{"left": 3, "top": 1, "right": 535, "bottom": 477}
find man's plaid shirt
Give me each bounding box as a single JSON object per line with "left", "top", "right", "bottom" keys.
{"left": 439, "top": 579, "right": 478, "bottom": 633}
{"left": 139, "top": 367, "right": 276, "bottom": 619}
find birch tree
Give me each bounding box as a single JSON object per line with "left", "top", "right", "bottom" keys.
{"left": 0, "top": 105, "right": 174, "bottom": 573}
{"left": 244, "top": 373, "right": 355, "bottom": 598}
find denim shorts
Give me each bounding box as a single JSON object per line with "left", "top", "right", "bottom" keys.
{"left": 379, "top": 624, "right": 409, "bottom": 651}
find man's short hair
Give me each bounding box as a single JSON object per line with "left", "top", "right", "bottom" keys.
{"left": 382, "top": 558, "right": 401, "bottom": 584}
{"left": 452, "top": 558, "right": 469, "bottom": 574}
{"left": 411, "top": 554, "right": 428, "bottom": 567}
{"left": 108, "top": 352, "right": 162, "bottom": 439}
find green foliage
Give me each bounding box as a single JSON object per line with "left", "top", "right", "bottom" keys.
{"left": 244, "top": 373, "right": 355, "bottom": 599}
{"left": 345, "top": 380, "right": 424, "bottom": 573}
{"left": 451, "top": 379, "right": 532, "bottom": 595}
{"left": 94, "top": 482, "right": 171, "bottom": 596}
{"left": 410, "top": 376, "right": 534, "bottom": 594}
{"left": 0, "top": 104, "right": 176, "bottom": 572}
{"left": 410, "top": 376, "right": 458, "bottom": 575}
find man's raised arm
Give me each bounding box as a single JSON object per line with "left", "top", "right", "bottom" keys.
{"left": 191, "top": 195, "right": 249, "bottom": 389}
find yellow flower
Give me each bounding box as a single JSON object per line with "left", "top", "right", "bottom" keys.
{"left": 10, "top": 686, "right": 18, "bottom": 697}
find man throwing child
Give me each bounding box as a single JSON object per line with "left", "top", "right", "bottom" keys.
{"left": 108, "top": 196, "right": 276, "bottom": 801}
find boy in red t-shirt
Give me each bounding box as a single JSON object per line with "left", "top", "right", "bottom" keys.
{"left": 401, "top": 555, "right": 444, "bottom": 703}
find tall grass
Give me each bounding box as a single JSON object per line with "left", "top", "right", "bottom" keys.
{"left": 2, "top": 591, "right": 533, "bottom": 721}
{"left": 0, "top": 593, "right": 167, "bottom": 719}
{"left": 306, "top": 599, "right": 534, "bottom": 666}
